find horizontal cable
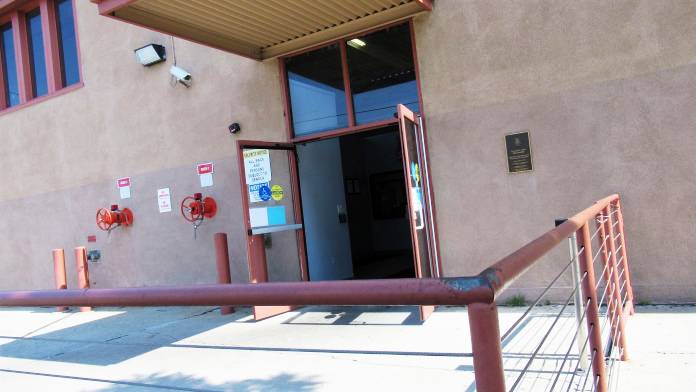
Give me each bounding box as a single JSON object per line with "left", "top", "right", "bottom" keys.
{"left": 597, "top": 267, "right": 615, "bottom": 307}
{"left": 592, "top": 242, "right": 609, "bottom": 266}
{"left": 563, "top": 323, "right": 595, "bottom": 392}
{"left": 578, "top": 349, "right": 597, "bottom": 392}
{"left": 501, "top": 251, "right": 581, "bottom": 341}
{"left": 509, "top": 281, "right": 582, "bottom": 391}
{"left": 548, "top": 296, "right": 592, "bottom": 391}
{"left": 595, "top": 261, "right": 611, "bottom": 291}
{"left": 590, "top": 224, "right": 603, "bottom": 242}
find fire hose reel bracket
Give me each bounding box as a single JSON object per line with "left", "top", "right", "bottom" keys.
{"left": 96, "top": 205, "right": 134, "bottom": 232}
{"left": 180, "top": 194, "right": 218, "bottom": 238}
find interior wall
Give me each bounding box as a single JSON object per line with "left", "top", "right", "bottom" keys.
{"left": 297, "top": 139, "right": 353, "bottom": 281}
{"left": 340, "top": 128, "right": 412, "bottom": 265}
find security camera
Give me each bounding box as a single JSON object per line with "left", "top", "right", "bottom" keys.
{"left": 170, "top": 65, "right": 192, "bottom": 87}
{"left": 228, "top": 123, "right": 241, "bottom": 134}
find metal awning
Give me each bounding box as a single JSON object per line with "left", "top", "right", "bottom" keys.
{"left": 92, "top": 0, "right": 432, "bottom": 61}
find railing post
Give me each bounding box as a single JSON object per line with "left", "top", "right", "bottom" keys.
{"left": 468, "top": 302, "right": 505, "bottom": 392}
{"left": 614, "top": 199, "right": 635, "bottom": 315}
{"left": 596, "top": 211, "right": 620, "bottom": 360}
{"left": 214, "top": 233, "right": 235, "bottom": 315}
{"left": 52, "top": 249, "right": 68, "bottom": 312}
{"left": 74, "top": 247, "right": 92, "bottom": 312}
{"left": 604, "top": 206, "right": 629, "bottom": 360}
{"left": 578, "top": 223, "right": 608, "bottom": 392}
{"left": 569, "top": 232, "right": 590, "bottom": 370}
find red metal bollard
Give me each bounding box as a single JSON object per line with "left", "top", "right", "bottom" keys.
{"left": 578, "top": 224, "right": 608, "bottom": 392}
{"left": 468, "top": 302, "right": 506, "bottom": 392}
{"left": 214, "top": 233, "right": 235, "bottom": 315}
{"left": 74, "top": 247, "right": 92, "bottom": 312}
{"left": 52, "top": 249, "right": 68, "bottom": 312}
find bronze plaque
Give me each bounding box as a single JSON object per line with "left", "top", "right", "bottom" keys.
{"left": 505, "top": 131, "right": 533, "bottom": 173}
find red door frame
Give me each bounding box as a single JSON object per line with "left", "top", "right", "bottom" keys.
{"left": 398, "top": 104, "right": 436, "bottom": 320}
{"left": 236, "top": 140, "right": 308, "bottom": 320}
{"left": 277, "top": 18, "right": 442, "bottom": 276}
{"left": 238, "top": 19, "right": 442, "bottom": 310}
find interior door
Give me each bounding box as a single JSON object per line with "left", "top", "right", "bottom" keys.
{"left": 237, "top": 141, "right": 307, "bottom": 320}
{"left": 397, "top": 104, "right": 441, "bottom": 321}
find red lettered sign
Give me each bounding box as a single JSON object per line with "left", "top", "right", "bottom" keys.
{"left": 117, "top": 177, "right": 131, "bottom": 187}
{"left": 197, "top": 162, "right": 214, "bottom": 175}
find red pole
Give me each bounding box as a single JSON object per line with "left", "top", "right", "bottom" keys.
{"left": 578, "top": 224, "right": 608, "bottom": 392}
{"left": 468, "top": 302, "right": 505, "bottom": 392}
{"left": 605, "top": 206, "right": 629, "bottom": 360}
{"left": 74, "top": 247, "right": 91, "bottom": 312}
{"left": 214, "top": 233, "right": 235, "bottom": 315}
{"left": 52, "top": 249, "right": 68, "bottom": 312}
{"left": 249, "top": 234, "right": 268, "bottom": 283}
{"left": 614, "top": 199, "right": 635, "bottom": 315}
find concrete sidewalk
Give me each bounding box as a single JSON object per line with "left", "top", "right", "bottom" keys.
{"left": 0, "top": 305, "right": 692, "bottom": 391}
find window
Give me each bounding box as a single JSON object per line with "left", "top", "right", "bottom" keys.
{"left": 56, "top": 0, "right": 79, "bottom": 87}
{"left": 346, "top": 24, "right": 419, "bottom": 125}
{"left": 26, "top": 9, "right": 48, "bottom": 97}
{"left": 0, "top": 0, "right": 81, "bottom": 111}
{"left": 0, "top": 23, "right": 20, "bottom": 107}
{"left": 286, "top": 44, "right": 348, "bottom": 136}
{"left": 283, "top": 22, "right": 420, "bottom": 137}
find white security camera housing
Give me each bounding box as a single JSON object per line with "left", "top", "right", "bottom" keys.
{"left": 170, "top": 65, "right": 192, "bottom": 87}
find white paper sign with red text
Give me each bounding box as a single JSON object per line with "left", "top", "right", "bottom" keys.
{"left": 117, "top": 177, "right": 131, "bottom": 199}
{"left": 197, "top": 162, "right": 214, "bottom": 187}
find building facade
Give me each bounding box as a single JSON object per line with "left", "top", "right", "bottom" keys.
{"left": 1, "top": 0, "right": 695, "bottom": 304}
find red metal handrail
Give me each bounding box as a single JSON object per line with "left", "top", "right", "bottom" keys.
{"left": 480, "top": 194, "right": 619, "bottom": 296}
{"left": 0, "top": 194, "right": 633, "bottom": 392}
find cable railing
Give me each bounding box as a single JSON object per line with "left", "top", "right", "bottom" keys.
{"left": 494, "top": 196, "right": 634, "bottom": 392}
{"left": 0, "top": 194, "right": 634, "bottom": 392}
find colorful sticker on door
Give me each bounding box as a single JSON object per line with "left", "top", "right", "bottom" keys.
{"left": 248, "top": 182, "right": 269, "bottom": 203}
{"left": 271, "top": 184, "right": 284, "bottom": 201}
{"left": 410, "top": 162, "right": 420, "bottom": 185}
{"left": 243, "top": 149, "right": 272, "bottom": 185}
{"left": 258, "top": 185, "right": 272, "bottom": 201}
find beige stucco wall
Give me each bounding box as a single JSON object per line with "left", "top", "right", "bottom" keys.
{"left": 0, "top": 1, "right": 296, "bottom": 290}
{"left": 0, "top": 0, "right": 694, "bottom": 303}
{"left": 414, "top": 0, "right": 696, "bottom": 302}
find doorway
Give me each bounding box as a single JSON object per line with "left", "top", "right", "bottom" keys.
{"left": 297, "top": 125, "right": 415, "bottom": 281}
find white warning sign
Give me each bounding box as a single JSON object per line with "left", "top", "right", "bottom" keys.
{"left": 243, "top": 149, "right": 272, "bottom": 185}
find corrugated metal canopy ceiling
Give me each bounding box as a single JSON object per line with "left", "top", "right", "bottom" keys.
{"left": 95, "top": 0, "right": 432, "bottom": 60}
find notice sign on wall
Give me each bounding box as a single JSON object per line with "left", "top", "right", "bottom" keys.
{"left": 505, "top": 131, "right": 533, "bottom": 173}
{"left": 117, "top": 177, "right": 131, "bottom": 199}
{"left": 197, "top": 162, "right": 214, "bottom": 187}
{"left": 157, "top": 188, "right": 172, "bottom": 213}
{"left": 243, "top": 149, "right": 272, "bottom": 185}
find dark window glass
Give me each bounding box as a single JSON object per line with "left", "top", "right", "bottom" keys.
{"left": 0, "top": 23, "right": 19, "bottom": 107}
{"left": 286, "top": 44, "right": 348, "bottom": 136}
{"left": 26, "top": 9, "right": 48, "bottom": 97}
{"left": 56, "top": 0, "right": 79, "bottom": 86}
{"left": 346, "top": 23, "right": 419, "bottom": 125}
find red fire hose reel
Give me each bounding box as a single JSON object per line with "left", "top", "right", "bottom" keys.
{"left": 181, "top": 193, "right": 217, "bottom": 231}
{"left": 96, "top": 204, "right": 134, "bottom": 232}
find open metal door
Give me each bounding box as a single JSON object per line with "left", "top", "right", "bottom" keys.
{"left": 237, "top": 140, "right": 308, "bottom": 320}
{"left": 397, "top": 104, "right": 441, "bottom": 321}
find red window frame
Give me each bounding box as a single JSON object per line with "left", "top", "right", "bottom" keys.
{"left": 0, "top": 0, "right": 82, "bottom": 113}
{"left": 279, "top": 19, "right": 422, "bottom": 143}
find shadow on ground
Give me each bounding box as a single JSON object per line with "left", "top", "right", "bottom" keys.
{"left": 0, "top": 307, "right": 246, "bottom": 366}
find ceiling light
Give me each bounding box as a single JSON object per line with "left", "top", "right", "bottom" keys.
{"left": 347, "top": 38, "right": 367, "bottom": 49}
{"left": 134, "top": 44, "right": 166, "bottom": 66}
